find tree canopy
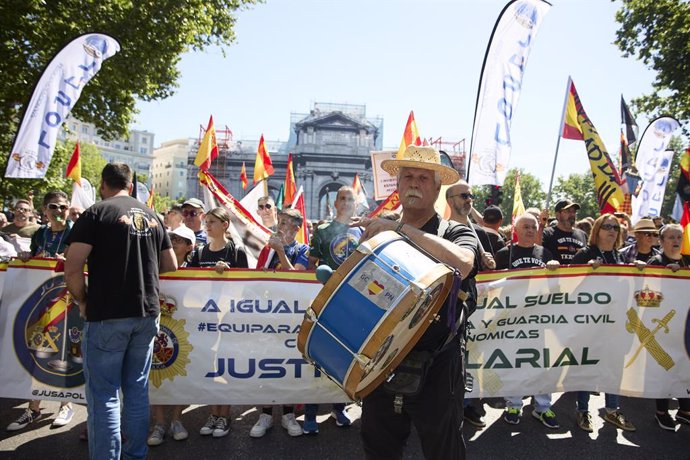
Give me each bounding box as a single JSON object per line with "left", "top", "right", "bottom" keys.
{"left": 614, "top": 0, "right": 690, "bottom": 129}
{"left": 551, "top": 172, "right": 599, "bottom": 219}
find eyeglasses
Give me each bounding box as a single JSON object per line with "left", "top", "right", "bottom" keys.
{"left": 258, "top": 204, "right": 273, "bottom": 210}
{"left": 47, "top": 203, "right": 68, "bottom": 211}
{"left": 448, "top": 193, "right": 475, "bottom": 200}
{"left": 15, "top": 207, "right": 32, "bottom": 213}
{"left": 182, "top": 210, "right": 200, "bottom": 217}
{"left": 637, "top": 232, "right": 659, "bottom": 238}
{"left": 600, "top": 223, "right": 620, "bottom": 231}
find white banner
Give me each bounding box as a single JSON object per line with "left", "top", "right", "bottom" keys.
{"left": 2, "top": 262, "right": 688, "bottom": 403}
{"left": 469, "top": 0, "right": 550, "bottom": 186}
{"left": 631, "top": 116, "right": 681, "bottom": 223}
{"left": 370, "top": 151, "right": 397, "bottom": 201}
{"left": 70, "top": 177, "right": 96, "bottom": 210}
{"left": 466, "top": 265, "right": 690, "bottom": 399}
{"left": 6, "top": 34, "right": 120, "bottom": 178}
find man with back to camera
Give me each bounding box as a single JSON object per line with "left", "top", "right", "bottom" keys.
{"left": 355, "top": 145, "right": 479, "bottom": 460}
{"left": 65, "top": 163, "right": 177, "bottom": 460}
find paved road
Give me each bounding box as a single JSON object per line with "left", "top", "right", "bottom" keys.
{"left": 1, "top": 393, "right": 688, "bottom": 459}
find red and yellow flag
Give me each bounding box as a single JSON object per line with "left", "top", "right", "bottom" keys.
{"left": 253, "top": 134, "right": 275, "bottom": 184}
{"left": 560, "top": 78, "right": 624, "bottom": 214}
{"left": 291, "top": 186, "right": 309, "bottom": 245}
{"left": 368, "top": 190, "right": 401, "bottom": 218}
{"left": 284, "top": 153, "right": 297, "bottom": 206}
{"left": 240, "top": 162, "right": 248, "bottom": 190}
{"left": 65, "top": 142, "right": 82, "bottom": 186}
{"left": 194, "top": 115, "right": 218, "bottom": 170}
{"left": 681, "top": 201, "right": 690, "bottom": 256}
{"left": 146, "top": 187, "right": 155, "bottom": 209}
{"left": 396, "top": 111, "right": 422, "bottom": 159}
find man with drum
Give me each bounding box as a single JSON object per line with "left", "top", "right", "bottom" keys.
{"left": 355, "top": 145, "right": 479, "bottom": 460}
{"left": 304, "top": 186, "right": 363, "bottom": 434}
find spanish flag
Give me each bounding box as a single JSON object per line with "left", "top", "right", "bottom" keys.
{"left": 253, "top": 134, "right": 275, "bottom": 184}
{"left": 368, "top": 190, "right": 401, "bottom": 218}
{"left": 240, "top": 162, "right": 248, "bottom": 190}
{"left": 681, "top": 201, "right": 690, "bottom": 256}
{"left": 146, "top": 186, "right": 155, "bottom": 210}
{"left": 396, "top": 111, "right": 421, "bottom": 159}
{"left": 65, "top": 142, "right": 82, "bottom": 186}
{"left": 560, "top": 77, "right": 624, "bottom": 214}
{"left": 291, "top": 186, "right": 309, "bottom": 245}
{"left": 194, "top": 115, "right": 218, "bottom": 170}
{"left": 283, "top": 153, "right": 297, "bottom": 206}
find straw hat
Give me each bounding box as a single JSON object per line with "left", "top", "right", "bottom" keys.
{"left": 381, "top": 145, "right": 460, "bottom": 186}
{"left": 633, "top": 218, "right": 657, "bottom": 233}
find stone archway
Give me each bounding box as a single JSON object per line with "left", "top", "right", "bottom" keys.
{"left": 317, "top": 182, "right": 345, "bottom": 221}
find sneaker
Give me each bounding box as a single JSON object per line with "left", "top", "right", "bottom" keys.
{"left": 503, "top": 407, "right": 521, "bottom": 425}
{"left": 676, "top": 412, "right": 690, "bottom": 425}
{"left": 170, "top": 420, "right": 188, "bottom": 441}
{"left": 577, "top": 411, "right": 594, "bottom": 432}
{"left": 302, "top": 416, "right": 319, "bottom": 435}
{"left": 655, "top": 412, "right": 678, "bottom": 431}
{"left": 147, "top": 424, "right": 166, "bottom": 446}
{"left": 603, "top": 410, "right": 636, "bottom": 432}
{"left": 331, "top": 409, "right": 351, "bottom": 427}
{"left": 51, "top": 404, "right": 74, "bottom": 427}
{"left": 200, "top": 414, "right": 217, "bottom": 436}
{"left": 7, "top": 409, "right": 43, "bottom": 431}
{"left": 463, "top": 405, "right": 486, "bottom": 428}
{"left": 532, "top": 409, "right": 559, "bottom": 429}
{"left": 250, "top": 413, "right": 274, "bottom": 438}
{"left": 212, "top": 416, "right": 230, "bottom": 438}
{"left": 281, "top": 413, "right": 303, "bottom": 437}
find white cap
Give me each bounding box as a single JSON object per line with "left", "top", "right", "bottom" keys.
{"left": 168, "top": 225, "right": 196, "bottom": 246}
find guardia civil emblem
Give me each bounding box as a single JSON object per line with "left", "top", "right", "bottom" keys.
{"left": 625, "top": 285, "right": 675, "bottom": 371}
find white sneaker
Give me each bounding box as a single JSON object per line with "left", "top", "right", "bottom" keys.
{"left": 147, "top": 424, "right": 166, "bottom": 446}
{"left": 250, "top": 413, "right": 273, "bottom": 438}
{"left": 170, "top": 420, "right": 188, "bottom": 441}
{"left": 212, "top": 416, "right": 230, "bottom": 438}
{"left": 200, "top": 414, "right": 217, "bottom": 436}
{"left": 281, "top": 413, "right": 303, "bottom": 437}
{"left": 51, "top": 404, "right": 74, "bottom": 427}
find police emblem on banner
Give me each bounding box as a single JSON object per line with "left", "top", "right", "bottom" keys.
{"left": 150, "top": 294, "right": 193, "bottom": 388}
{"left": 625, "top": 285, "right": 675, "bottom": 371}
{"left": 12, "top": 275, "right": 84, "bottom": 387}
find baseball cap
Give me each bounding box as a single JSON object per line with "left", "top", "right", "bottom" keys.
{"left": 554, "top": 199, "right": 580, "bottom": 212}
{"left": 483, "top": 205, "right": 504, "bottom": 223}
{"left": 182, "top": 198, "right": 206, "bottom": 211}
{"left": 168, "top": 225, "right": 196, "bottom": 246}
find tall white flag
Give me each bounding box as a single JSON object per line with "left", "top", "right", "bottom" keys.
{"left": 5, "top": 33, "right": 120, "bottom": 178}
{"left": 468, "top": 0, "right": 550, "bottom": 186}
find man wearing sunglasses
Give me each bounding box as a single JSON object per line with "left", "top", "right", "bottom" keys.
{"left": 542, "top": 199, "right": 588, "bottom": 264}
{"left": 3, "top": 199, "right": 40, "bottom": 239}
{"left": 257, "top": 196, "right": 278, "bottom": 231}
{"left": 619, "top": 218, "right": 660, "bottom": 264}
{"left": 182, "top": 198, "right": 207, "bottom": 246}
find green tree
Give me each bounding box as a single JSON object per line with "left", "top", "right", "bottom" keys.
{"left": 614, "top": 0, "right": 690, "bottom": 128}
{"left": 471, "top": 169, "right": 546, "bottom": 220}
{"left": 551, "top": 172, "right": 600, "bottom": 219}
{"left": 660, "top": 136, "right": 687, "bottom": 220}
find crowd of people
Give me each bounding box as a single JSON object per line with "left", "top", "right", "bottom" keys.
{"left": 0, "top": 148, "right": 688, "bottom": 459}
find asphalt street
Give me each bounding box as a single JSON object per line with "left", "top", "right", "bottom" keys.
{"left": 0, "top": 393, "right": 688, "bottom": 459}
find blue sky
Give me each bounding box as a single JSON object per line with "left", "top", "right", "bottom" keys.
{"left": 134, "top": 0, "right": 659, "bottom": 190}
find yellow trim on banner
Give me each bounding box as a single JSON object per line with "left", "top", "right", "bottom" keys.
{"left": 476, "top": 265, "right": 690, "bottom": 282}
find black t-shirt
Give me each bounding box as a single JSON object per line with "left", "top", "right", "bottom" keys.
{"left": 572, "top": 245, "right": 623, "bottom": 265}
{"left": 483, "top": 229, "right": 506, "bottom": 256}
{"left": 189, "top": 239, "right": 249, "bottom": 268}
{"left": 495, "top": 244, "right": 553, "bottom": 269}
{"left": 414, "top": 215, "right": 480, "bottom": 351}
{"left": 542, "top": 226, "right": 588, "bottom": 264}
{"left": 647, "top": 253, "right": 690, "bottom": 268}
{"left": 66, "top": 195, "right": 171, "bottom": 321}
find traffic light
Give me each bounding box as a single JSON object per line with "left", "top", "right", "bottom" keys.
{"left": 494, "top": 186, "right": 503, "bottom": 206}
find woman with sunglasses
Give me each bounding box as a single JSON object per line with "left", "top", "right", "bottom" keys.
{"left": 189, "top": 207, "right": 248, "bottom": 438}
{"left": 571, "top": 213, "right": 636, "bottom": 432}
{"left": 8, "top": 191, "right": 75, "bottom": 432}
{"left": 645, "top": 223, "right": 690, "bottom": 431}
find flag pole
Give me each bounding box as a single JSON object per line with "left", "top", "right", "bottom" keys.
{"left": 546, "top": 76, "right": 573, "bottom": 209}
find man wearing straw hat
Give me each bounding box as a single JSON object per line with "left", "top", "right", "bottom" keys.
{"left": 354, "top": 145, "right": 479, "bottom": 460}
